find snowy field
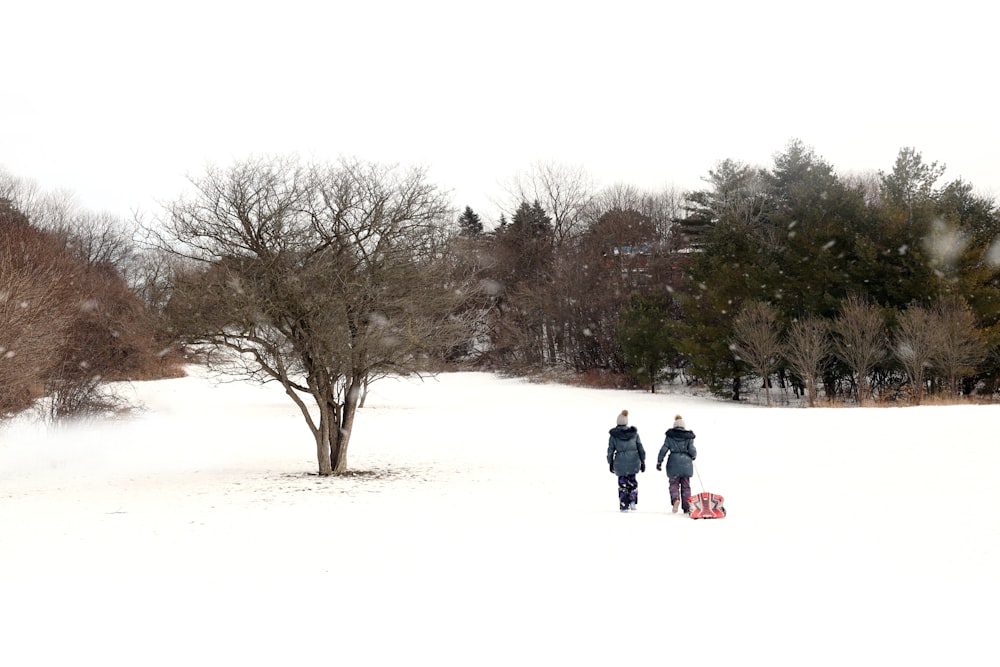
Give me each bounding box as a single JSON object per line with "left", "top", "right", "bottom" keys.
{"left": 2, "top": 368, "right": 998, "bottom": 666}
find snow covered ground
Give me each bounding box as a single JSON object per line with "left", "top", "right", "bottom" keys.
{"left": 2, "top": 368, "right": 997, "bottom": 666}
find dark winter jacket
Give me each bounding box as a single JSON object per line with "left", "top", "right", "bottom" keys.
{"left": 607, "top": 426, "right": 646, "bottom": 476}
{"left": 657, "top": 428, "right": 696, "bottom": 478}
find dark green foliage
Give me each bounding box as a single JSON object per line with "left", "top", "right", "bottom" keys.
{"left": 674, "top": 303, "right": 745, "bottom": 400}
{"left": 665, "top": 140, "right": 1000, "bottom": 400}
{"left": 498, "top": 200, "right": 553, "bottom": 281}
{"left": 680, "top": 159, "right": 771, "bottom": 250}
{"left": 457, "top": 206, "right": 483, "bottom": 237}
{"left": 932, "top": 182, "right": 1000, "bottom": 390}
{"left": 880, "top": 147, "right": 946, "bottom": 224}
{"left": 482, "top": 201, "right": 555, "bottom": 368}
{"left": 676, "top": 206, "right": 780, "bottom": 399}
{"left": 617, "top": 292, "right": 679, "bottom": 392}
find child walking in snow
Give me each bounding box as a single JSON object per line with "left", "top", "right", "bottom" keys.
{"left": 657, "top": 414, "right": 697, "bottom": 514}
{"left": 607, "top": 409, "right": 646, "bottom": 512}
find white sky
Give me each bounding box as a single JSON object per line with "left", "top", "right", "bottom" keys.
{"left": 3, "top": 0, "right": 997, "bottom": 223}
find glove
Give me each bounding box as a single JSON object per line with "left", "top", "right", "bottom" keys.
{"left": 609, "top": 463, "right": 615, "bottom": 473}
{"left": 640, "top": 462, "right": 646, "bottom": 472}
{"left": 656, "top": 465, "right": 661, "bottom": 471}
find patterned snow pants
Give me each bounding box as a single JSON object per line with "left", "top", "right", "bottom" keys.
{"left": 669, "top": 476, "right": 692, "bottom": 512}
{"left": 618, "top": 474, "right": 638, "bottom": 510}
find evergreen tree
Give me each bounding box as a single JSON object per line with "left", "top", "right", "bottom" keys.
{"left": 676, "top": 220, "right": 767, "bottom": 400}
{"left": 484, "top": 201, "right": 554, "bottom": 367}
{"left": 862, "top": 150, "right": 943, "bottom": 310}
{"left": 499, "top": 200, "right": 553, "bottom": 282}
{"left": 680, "top": 159, "right": 772, "bottom": 249}
{"left": 766, "top": 140, "right": 869, "bottom": 319}
{"left": 934, "top": 182, "right": 1000, "bottom": 390}
{"left": 457, "top": 206, "right": 483, "bottom": 237}
{"left": 880, "top": 147, "right": 945, "bottom": 225}
{"left": 617, "top": 292, "right": 679, "bottom": 392}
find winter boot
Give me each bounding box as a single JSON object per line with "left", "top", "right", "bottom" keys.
{"left": 672, "top": 499, "right": 680, "bottom": 513}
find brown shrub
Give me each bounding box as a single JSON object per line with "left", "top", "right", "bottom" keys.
{"left": 565, "top": 369, "right": 636, "bottom": 390}
{"left": 2, "top": 198, "right": 184, "bottom": 418}
{"left": 0, "top": 205, "right": 79, "bottom": 415}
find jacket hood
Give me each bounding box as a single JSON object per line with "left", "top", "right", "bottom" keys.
{"left": 610, "top": 425, "right": 638, "bottom": 437}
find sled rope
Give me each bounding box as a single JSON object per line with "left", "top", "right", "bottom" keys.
{"left": 694, "top": 461, "right": 706, "bottom": 493}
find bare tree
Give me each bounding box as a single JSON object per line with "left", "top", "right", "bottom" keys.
{"left": 0, "top": 168, "right": 79, "bottom": 231}
{"left": 932, "top": 295, "right": 987, "bottom": 395}
{"left": 592, "top": 182, "right": 645, "bottom": 213}
{"left": 784, "top": 317, "right": 831, "bottom": 407}
{"left": 840, "top": 169, "right": 883, "bottom": 208}
{"left": 730, "top": 301, "right": 783, "bottom": 406}
{"left": 641, "top": 185, "right": 687, "bottom": 247}
{"left": 0, "top": 168, "right": 43, "bottom": 217}
{"left": 832, "top": 295, "right": 887, "bottom": 405}
{"left": 592, "top": 183, "right": 685, "bottom": 249}
{"left": 893, "top": 303, "right": 940, "bottom": 404}
{"left": 54, "top": 210, "right": 137, "bottom": 271}
{"left": 158, "top": 156, "right": 476, "bottom": 475}
{"left": 503, "top": 161, "right": 596, "bottom": 246}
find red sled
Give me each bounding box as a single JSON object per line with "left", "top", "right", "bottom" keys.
{"left": 688, "top": 492, "right": 726, "bottom": 519}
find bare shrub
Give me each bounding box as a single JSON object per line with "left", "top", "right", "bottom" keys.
{"left": 784, "top": 317, "right": 831, "bottom": 407}
{"left": 2, "top": 196, "right": 177, "bottom": 420}
{"left": 45, "top": 261, "right": 169, "bottom": 418}
{"left": 731, "top": 301, "right": 782, "bottom": 406}
{"left": 567, "top": 369, "right": 635, "bottom": 390}
{"left": 832, "top": 295, "right": 887, "bottom": 405}
{"left": 932, "top": 295, "right": 987, "bottom": 396}
{"left": 0, "top": 203, "right": 78, "bottom": 415}
{"left": 893, "top": 303, "right": 940, "bottom": 404}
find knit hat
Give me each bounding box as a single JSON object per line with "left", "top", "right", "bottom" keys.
{"left": 616, "top": 409, "right": 629, "bottom": 426}
{"left": 673, "top": 414, "right": 686, "bottom": 429}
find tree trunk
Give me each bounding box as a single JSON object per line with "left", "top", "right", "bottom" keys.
{"left": 858, "top": 377, "right": 870, "bottom": 406}
{"left": 546, "top": 317, "right": 557, "bottom": 363}
{"left": 358, "top": 377, "right": 369, "bottom": 408}
{"left": 332, "top": 387, "right": 360, "bottom": 474}
{"left": 315, "top": 399, "right": 335, "bottom": 476}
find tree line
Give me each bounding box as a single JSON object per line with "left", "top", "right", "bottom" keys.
{"left": 673, "top": 142, "right": 999, "bottom": 403}
{"left": 456, "top": 142, "right": 999, "bottom": 407}
{"left": 2, "top": 140, "right": 998, "bottom": 473}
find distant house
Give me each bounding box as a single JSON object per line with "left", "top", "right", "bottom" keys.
{"left": 604, "top": 242, "right": 693, "bottom": 289}
{"left": 611, "top": 244, "right": 651, "bottom": 257}
{"left": 605, "top": 243, "right": 652, "bottom": 277}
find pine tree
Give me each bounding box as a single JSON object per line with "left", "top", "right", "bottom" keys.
{"left": 500, "top": 200, "right": 553, "bottom": 281}
{"left": 617, "top": 292, "right": 679, "bottom": 392}
{"left": 457, "top": 206, "right": 483, "bottom": 237}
